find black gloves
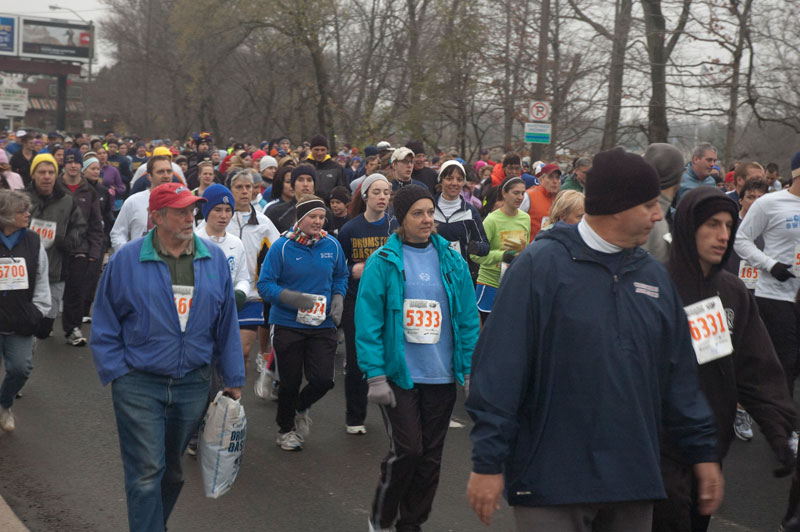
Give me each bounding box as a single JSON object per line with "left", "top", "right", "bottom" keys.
{"left": 502, "top": 250, "right": 518, "bottom": 265}
{"left": 771, "top": 262, "right": 795, "bottom": 282}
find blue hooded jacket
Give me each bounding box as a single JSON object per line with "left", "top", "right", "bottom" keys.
{"left": 466, "top": 222, "right": 718, "bottom": 507}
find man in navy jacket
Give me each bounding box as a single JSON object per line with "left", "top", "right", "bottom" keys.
{"left": 466, "top": 147, "right": 721, "bottom": 531}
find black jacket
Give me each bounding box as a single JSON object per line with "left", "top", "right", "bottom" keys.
{"left": 57, "top": 177, "right": 105, "bottom": 260}
{"left": 306, "top": 156, "right": 347, "bottom": 203}
{"left": 667, "top": 187, "right": 797, "bottom": 460}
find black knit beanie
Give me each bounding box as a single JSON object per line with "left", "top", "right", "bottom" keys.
{"left": 393, "top": 185, "right": 434, "bottom": 225}
{"left": 584, "top": 147, "right": 660, "bottom": 215}
{"left": 692, "top": 194, "right": 739, "bottom": 232}
{"left": 291, "top": 165, "right": 317, "bottom": 188}
{"left": 329, "top": 186, "right": 351, "bottom": 205}
{"left": 309, "top": 135, "right": 328, "bottom": 149}
{"left": 405, "top": 140, "right": 425, "bottom": 155}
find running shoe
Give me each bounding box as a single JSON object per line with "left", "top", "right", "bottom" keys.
{"left": 66, "top": 327, "right": 87, "bottom": 346}
{"left": 346, "top": 425, "right": 367, "bottom": 435}
{"left": 254, "top": 369, "right": 271, "bottom": 400}
{"left": 791, "top": 431, "right": 799, "bottom": 456}
{"left": 81, "top": 316, "right": 92, "bottom": 323}
{"left": 368, "top": 519, "right": 393, "bottom": 532}
{"left": 295, "top": 409, "right": 312, "bottom": 441}
{"left": 734, "top": 407, "right": 753, "bottom": 441}
{"left": 256, "top": 352, "right": 266, "bottom": 373}
{"left": 186, "top": 436, "right": 198, "bottom": 457}
{"left": 0, "top": 407, "right": 15, "bottom": 433}
{"left": 276, "top": 430, "right": 303, "bottom": 451}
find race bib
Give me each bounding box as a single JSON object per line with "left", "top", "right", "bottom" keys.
{"left": 173, "top": 285, "right": 193, "bottom": 332}
{"left": 296, "top": 294, "right": 326, "bottom": 326}
{"left": 403, "top": 299, "right": 442, "bottom": 344}
{"left": 738, "top": 260, "right": 759, "bottom": 290}
{"left": 684, "top": 296, "right": 733, "bottom": 365}
{"left": 30, "top": 218, "right": 56, "bottom": 249}
{"left": 794, "top": 244, "right": 800, "bottom": 276}
{"left": 449, "top": 240, "right": 461, "bottom": 254}
{"left": 0, "top": 257, "right": 28, "bottom": 290}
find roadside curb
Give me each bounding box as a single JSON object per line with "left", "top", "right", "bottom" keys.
{"left": 0, "top": 495, "right": 30, "bottom": 532}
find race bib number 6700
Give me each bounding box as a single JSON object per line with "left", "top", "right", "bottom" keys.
{"left": 0, "top": 257, "right": 29, "bottom": 290}
{"left": 684, "top": 296, "right": 733, "bottom": 365}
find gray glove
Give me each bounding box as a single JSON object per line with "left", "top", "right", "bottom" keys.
{"left": 279, "top": 289, "right": 315, "bottom": 311}
{"left": 330, "top": 293, "right": 344, "bottom": 326}
{"left": 367, "top": 376, "right": 396, "bottom": 408}
{"left": 464, "top": 374, "right": 470, "bottom": 400}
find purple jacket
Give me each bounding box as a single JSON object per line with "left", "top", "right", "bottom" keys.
{"left": 101, "top": 164, "right": 125, "bottom": 197}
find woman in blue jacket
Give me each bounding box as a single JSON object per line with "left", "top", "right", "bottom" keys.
{"left": 257, "top": 195, "right": 348, "bottom": 452}
{"left": 355, "top": 185, "right": 479, "bottom": 532}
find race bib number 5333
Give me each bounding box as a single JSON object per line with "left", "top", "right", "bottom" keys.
{"left": 684, "top": 296, "right": 733, "bottom": 365}
{"left": 403, "top": 299, "right": 442, "bottom": 344}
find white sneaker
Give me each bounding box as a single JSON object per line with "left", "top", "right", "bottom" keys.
{"left": 276, "top": 430, "right": 303, "bottom": 451}
{"left": 254, "top": 369, "right": 271, "bottom": 400}
{"left": 346, "top": 425, "right": 367, "bottom": 435}
{"left": 0, "top": 407, "right": 15, "bottom": 433}
{"left": 295, "top": 409, "right": 312, "bottom": 441}
{"left": 66, "top": 327, "right": 87, "bottom": 346}
{"left": 256, "top": 352, "right": 267, "bottom": 373}
{"left": 368, "top": 519, "right": 393, "bottom": 532}
{"left": 734, "top": 407, "right": 754, "bottom": 441}
{"left": 81, "top": 316, "right": 92, "bottom": 323}
{"left": 790, "top": 431, "right": 799, "bottom": 456}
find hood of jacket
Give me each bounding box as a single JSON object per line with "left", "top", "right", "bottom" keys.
{"left": 666, "top": 186, "right": 739, "bottom": 305}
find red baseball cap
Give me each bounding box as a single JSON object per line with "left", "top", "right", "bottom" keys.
{"left": 537, "top": 163, "right": 562, "bottom": 178}
{"left": 149, "top": 183, "right": 206, "bottom": 212}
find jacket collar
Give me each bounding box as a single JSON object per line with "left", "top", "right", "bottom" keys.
{"left": 376, "top": 232, "right": 453, "bottom": 269}
{"left": 139, "top": 229, "right": 211, "bottom": 262}
{"left": 538, "top": 223, "right": 649, "bottom": 274}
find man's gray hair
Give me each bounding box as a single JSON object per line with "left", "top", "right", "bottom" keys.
{"left": 692, "top": 142, "right": 717, "bottom": 160}
{"left": 574, "top": 157, "right": 592, "bottom": 170}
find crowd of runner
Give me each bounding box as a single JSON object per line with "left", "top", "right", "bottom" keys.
{"left": 1, "top": 127, "right": 800, "bottom": 531}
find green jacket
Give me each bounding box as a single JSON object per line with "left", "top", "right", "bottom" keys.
{"left": 355, "top": 233, "right": 479, "bottom": 389}
{"left": 559, "top": 174, "right": 584, "bottom": 192}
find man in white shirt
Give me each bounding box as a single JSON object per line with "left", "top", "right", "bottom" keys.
{"left": 734, "top": 152, "right": 800, "bottom": 402}
{"left": 110, "top": 156, "right": 176, "bottom": 252}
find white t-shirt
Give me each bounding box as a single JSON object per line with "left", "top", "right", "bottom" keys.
{"left": 110, "top": 190, "right": 151, "bottom": 252}
{"left": 734, "top": 189, "right": 800, "bottom": 302}
{"left": 195, "top": 227, "right": 251, "bottom": 295}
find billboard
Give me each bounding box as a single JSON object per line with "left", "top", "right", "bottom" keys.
{"left": 0, "top": 16, "right": 17, "bottom": 56}
{"left": 19, "top": 17, "right": 91, "bottom": 62}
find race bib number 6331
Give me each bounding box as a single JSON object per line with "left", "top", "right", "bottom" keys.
{"left": 684, "top": 296, "right": 733, "bottom": 365}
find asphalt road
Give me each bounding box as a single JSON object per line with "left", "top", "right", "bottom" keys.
{"left": 0, "top": 321, "right": 794, "bottom": 531}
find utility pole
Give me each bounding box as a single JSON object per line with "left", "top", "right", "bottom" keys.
{"left": 529, "top": 0, "right": 550, "bottom": 161}
{"left": 48, "top": 5, "right": 93, "bottom": 131}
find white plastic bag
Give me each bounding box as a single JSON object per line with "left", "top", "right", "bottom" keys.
{"left": 198, "top": 391, "right": 247, "bottom": 498}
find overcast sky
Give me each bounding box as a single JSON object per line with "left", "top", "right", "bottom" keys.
{"left": 3, "top": 0, "right": 112, "bottom": 66}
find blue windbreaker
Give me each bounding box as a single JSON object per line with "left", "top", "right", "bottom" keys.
{"left": 257, "top": 234, "right": 348, "bottom": 329}
{"left": 90, "top": 231, "right": 245, "bottom": 387}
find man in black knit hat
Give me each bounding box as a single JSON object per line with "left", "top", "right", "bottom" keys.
{"left": 466, "top": 147, "right": 722, "bottom": 531}
{"left": 304, "top": 134, "right": 347, "bottom": 204}
{"left": 406, "top": 140, "right": 438, "bottom": 195}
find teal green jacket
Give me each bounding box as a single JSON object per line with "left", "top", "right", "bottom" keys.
{"left": 355, "top": 233, "right": 480, "bottom": 390}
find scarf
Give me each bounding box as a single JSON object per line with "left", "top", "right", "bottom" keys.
{"left": 284, "top": 223, "right": 327, "bottom": 247}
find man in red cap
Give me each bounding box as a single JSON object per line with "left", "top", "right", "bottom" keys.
{"left": 90, "top": 183, "right": 245, "bottom": 532}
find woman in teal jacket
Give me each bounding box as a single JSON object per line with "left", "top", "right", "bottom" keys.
{"left": 355, "top": 185, "right": 479, "bottom": 532}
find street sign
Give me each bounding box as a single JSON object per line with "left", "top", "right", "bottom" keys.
{"left": 0, "top": 85, "right": 28, "bottom": 117}
{"left": 525, "top": 122, "right": 551, "bottom": 144}
{"left": 528, "top": 100, "right": 550, "bottom": 122}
